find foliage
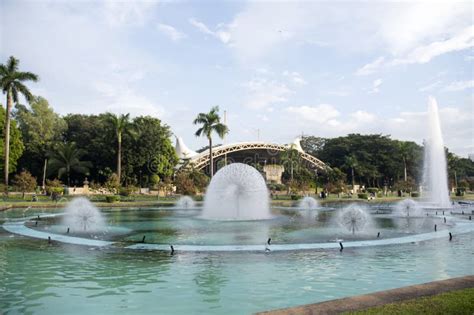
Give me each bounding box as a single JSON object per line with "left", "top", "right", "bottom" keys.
{"left": 45, "top": 178, "right": 63, "bottom": 195}
{"left": 302, "top": 134, "right": 423, "bottom": 188}
{"left": 0, "top": 105, "right": 24, "bottom": 174}
{"left": 175, "top": 167, "right": 209, "bottom": 195}
{"left": 358, "top": 193, "right": 368, "bottom": 199}
{"left": 393, "top": 177, "right": 417, "bottom": 193}
{"left": 12, "top": 170, "right": 37, "bottom": 198}
{"left": 14, "top": 97, "right": 66, "bottom": 183}
{"left": 193, "top": 106, "right": 228, "bottom": 176}
{"left": 47, "top": 142, "right": 91, "bottom": 186}
{"left": 105, "top": 195, "right": 120, "bottom": 203}
{"left": 149, "top": 174, "right": 160, "bottom": 189}
{"left": 119, "top": 186, "right": 136, "bottom": 197}
{"left": 0, "top": 56, "right": 38, "bottom": 185}
{"left": 104, "top": 173, "right": 120, "bottom": 194}
{"left": 411, "top": 192, "right": 420, "bottom": 198}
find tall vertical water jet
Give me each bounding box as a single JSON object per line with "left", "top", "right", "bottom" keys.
{"left": 202, "top": 163, "right": 271, "bottom": 220}
{"left": 423, "top": 97, "right": 451, "bottom": 208}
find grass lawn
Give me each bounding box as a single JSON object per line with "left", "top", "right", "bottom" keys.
{"left": 345, "top": 288, "right": 474, "bottom": 315}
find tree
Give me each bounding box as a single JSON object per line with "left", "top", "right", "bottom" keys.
{"left": 12, "top": 170, "right": 37, "bottom": 198}
{"left": 280, "top": 146, "right": 300, "bottom": 181}
{"left": 14, "top": 97, "right": 66, "bottom": 188}
{"left": 103, "top": 113, "right": 133, "bottom": 183}
{"left": 193, "top": 106, "right": 228, "bottom": 177}
{"left": 0, "top": 105, "right": 24, "bottom": 178}
{"left": 0, "top": 56, "right": 38, "bottom": 187}
{"left": 344, "top": 155, "right": 358, "bottom": 190}
{"left": 47, "top": 142, "right": 92, "bottom": 186}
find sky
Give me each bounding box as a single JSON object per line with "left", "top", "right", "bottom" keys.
{"left": 0, "top": 0, "right": 473, "bottom": 157}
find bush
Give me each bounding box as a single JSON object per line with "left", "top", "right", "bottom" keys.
{"left": 105, "top": 195, "right": 120, "bottom": 203}
{"left": 358, "top": 193, "right": 368, "bottom": 199}
{"left": 290, "top": 194, "right": 301, "bottom": 200}
{"left": 46, "top": 179, "right": 63, "bottom": 195}
{"left": 12, "top": 171, "right": 37, "bottom": 198}
{"left": 367, "top": 188, "right": 379, "bottom": 194}
{"left": 455, "top": 188, "right": 465, "bottom": 197}
{"left": 119, "top": 186, "right": 136, "bottom": 197}
{"left": 411, "top": 192, "right": 420, "bottom": 198}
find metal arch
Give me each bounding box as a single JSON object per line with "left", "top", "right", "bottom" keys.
{"left": 187, "top": 142, "right": 329, "bottom": 171}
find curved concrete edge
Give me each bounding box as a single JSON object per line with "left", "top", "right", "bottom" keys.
{"left": 3, "top": 215, "right": 474, "bottom": 252}
{"left": 256, "top": 275, "right": 474, "bottom": 315}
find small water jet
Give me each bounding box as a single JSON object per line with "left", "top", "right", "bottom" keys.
{"left": 175, "top": 196, "right": 196, "bottom": 208}
{"left": 422, "top": 97, "right": 451, "bottom": 208}
{"left": 298, "top": 197, "right": 319, "bottom": 209}
{"left": 62, "top": 197, "right": 105, "bottom": 233}
{"left": 336, "top": 204, "right": 372, "bottom": 234}
{"left": 394, "top": 199, "right": 424, "bottom": 217}
{"left": 202, "top": 163, "right": 270, "bottom": 220}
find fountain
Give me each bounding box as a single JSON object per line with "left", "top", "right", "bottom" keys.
{"left": 394, "top": 199, "right": 424, "bottom": 217}
{"left": 176, "top": 196, "right": 196, "bottom": 208}
{"left": 298, "top": 197, "right": 319, "bottom": 209}
{"left": 202, "top": 163, "right": 271, "bottom": 220}
{"left": 62, "top": 197, "right": 105, "bottom": 232}
{"left": 422, "top": 97, "right": 451, "bottom": 208}
{"left": 336, "top": 204, "right": 373, "bottom": 234}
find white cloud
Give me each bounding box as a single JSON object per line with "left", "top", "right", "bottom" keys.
{"left": 369, "top": 78, "right": 383, "bottom": 94}
{"left": 189, "top": 18, "right": 230, "bottom": 44}
{"left": 283, "top": 71, "right": 307, "bottom": 85}
{"left": 443, "top": 80, "right": 474, "bottom": 92}
{"left": 419, "top": 80, "right": 442, "bottom": 92}
{"left": 356, "top": 57, "right": 385, "bottom": 76}
{"left": 157, "top": 23, "right": 186, "bottom": 42}
{"left": 102, "top": 1, "right": 159, "bottom": 27}
{"left": 243, "top": 78, "right": 292, "bottom": 109}
{"left": 285, "top": 104, "right": 340, "bottom": 123}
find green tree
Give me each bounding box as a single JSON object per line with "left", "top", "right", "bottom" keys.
{"left": 14, "top": 97, "right": 66, "bottom": 188}
{"left": 47, "top": 142, "right": 92, "bottom": 186}
{"left": 12, "top": 170, "right": 37, "bottom": 198}
{"left": 344, "top": 155, "right": 358, "bottom": 190}
{"left": 193, "top": 106, "right": 228, "bottom": 177}
{"left": 0, "top": 105, "right": 24, "bottom": 177}
{"left": 103, "top": 113, "right": 133, "bottom": 183}
{"left": 280, "top": 146, "right": 300, "bottom": 181}
{"left": 0, "top": 56, "right": 38, "bottom": 187}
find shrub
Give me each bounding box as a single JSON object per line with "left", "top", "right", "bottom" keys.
{"left": 455, "top": 188, "right": 465, "bottom": 197}
{"left": 46, "top": 179, "right": 63, "bottom": 195}
{"left": 411, "top": 192, "right": 420, "bottom": 198}
{"left": 105, "top": 173, "right": 120, "bottom": 194}
{"left": 12, "top": 171, "right": 37, "bottom": 199}
{"left": 119, "top": 186, "right": 136, "bottom": 197}
{"left": 358, "top": 193, "right": 368, "bottom": 199}
{"left": 367, "top": 188, "right": 379, "bottom": 194}
{"left": 105, "top": 195, "right": 120, "bottom": 203}
{"left": 290, "top": 194, "right": 301, "bottom": 200}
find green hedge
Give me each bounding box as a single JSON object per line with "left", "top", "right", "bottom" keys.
{"left": 106, "top": 195, "right": 120, "bottom": 203}
{"left": 358, "top": 193, "right": 368, "bottom": 199}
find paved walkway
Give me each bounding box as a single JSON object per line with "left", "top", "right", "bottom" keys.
{"left": 256, "top": 275, "right": 474, "bottom": 315}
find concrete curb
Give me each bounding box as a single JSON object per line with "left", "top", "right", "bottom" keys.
{"left": 256, "top": 275, "right": 474, "bottom": 315}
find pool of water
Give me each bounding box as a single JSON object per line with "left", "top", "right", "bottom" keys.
{"left": 1, "top": 203, "right": 473, "bottom": 314}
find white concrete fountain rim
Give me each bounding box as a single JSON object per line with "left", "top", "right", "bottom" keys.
{"left": 2, "top": 212, "right": 474, "bottom": 252}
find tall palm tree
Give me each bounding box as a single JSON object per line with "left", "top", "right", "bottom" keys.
{"left": 104, "top": 113, "right": 132, "bottom": 183}
{"left": 0, "top": 56, "right": 38, "bottom": 187}
{"left": 344, "top": 155, "right": 358, "bottom": 190}
{"left": 47, "top": 142, "right": 92, "bottom": 186}
{"left": 193, "top": 106, "right": 228, "bottom": 177}
{"left": 280, "top": 146, "right": 299, "bottom": 181}
{"left": 399, "top": 142, "right": 410, "bottom": 182}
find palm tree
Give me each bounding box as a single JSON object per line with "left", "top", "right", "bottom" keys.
{"left": 399, "top": 142, "right": 410, "bottom": 182}
{"left": 344, "top": 155, "right": 358, "bottom": 190}
{"left": 193, "top": 106, "right": 228, "bottom": 177}
{"left": 280, "top": 146, "right": 300, "bottom": 181}
{"left": 47, "top": 142, "right": 92, "bottom": 186}
{"left": 0, "top": 56, "right": 38, "bottom": 187}
{"left": 104, "top": 113, "right": 132, "bottom": 183}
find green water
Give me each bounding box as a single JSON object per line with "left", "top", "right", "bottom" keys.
{"left": 1, "top": 205, "right": 473, "bottom": 314}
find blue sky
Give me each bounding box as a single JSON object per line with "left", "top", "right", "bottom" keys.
{"left": 1, "top": 0, "right": 473, "bottom": 156}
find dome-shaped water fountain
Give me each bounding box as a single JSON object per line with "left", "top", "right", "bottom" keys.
{"left": 336, "top": 204, "right": 372, "bottom": 234}
{"left": 202, "top": 163, "right": 271, "bottom": 220}
{"left": 62, "top": 197, "right": 105, "bottom": 232}
{"left": 298, "top": 197, "right": 319, "bottom": 209}
{"left": 394, "top": 199, "right": 424, "bottom": 217}
{"left": 176, "top": 196, "right": 196, "bottom": 208}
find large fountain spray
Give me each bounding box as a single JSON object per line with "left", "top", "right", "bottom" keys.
{"left": 423, "top": 97, "right": 451, "bottom": 208}
{"left": 202, "top": 163, "right": 271, "bottom": 220}
{"left": 62, "top": 198, "right": 105, "bottom": 232}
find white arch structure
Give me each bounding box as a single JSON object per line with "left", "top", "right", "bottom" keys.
{"left": 175, "top": 137, "right": 329, "bottom": 172}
